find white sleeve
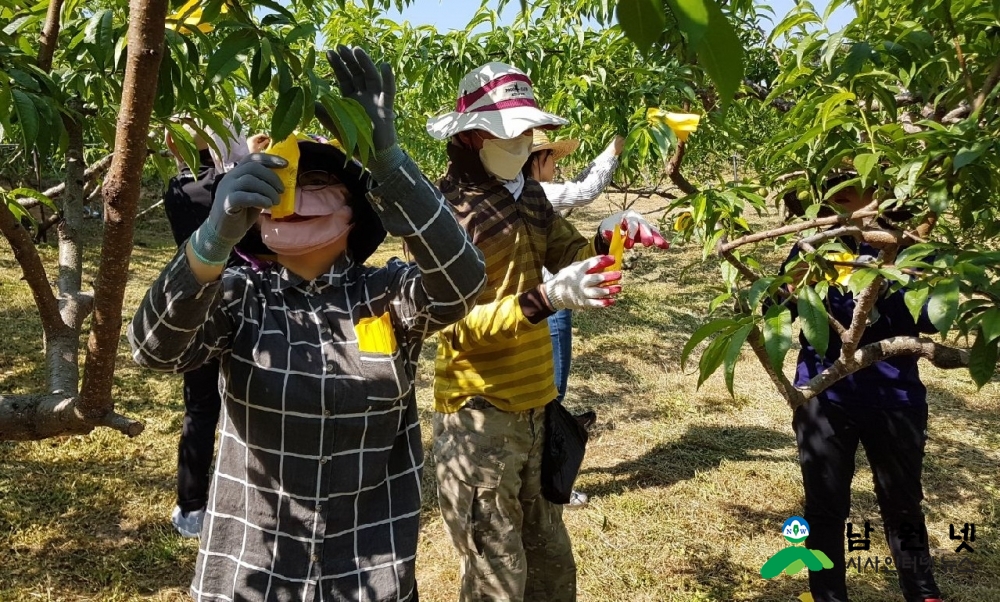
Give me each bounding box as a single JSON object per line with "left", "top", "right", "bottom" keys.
{"left": 540, "top": 148, "right": 620, "bottom": 212}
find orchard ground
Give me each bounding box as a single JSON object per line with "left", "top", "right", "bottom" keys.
{"left": 1, "top": 188, "right": 997, "bottom": 601}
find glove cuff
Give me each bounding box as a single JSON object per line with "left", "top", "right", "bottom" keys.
{"left": 368, "top": 145, "right": 407, "bottom": 182}
{"left": 543, "top": 280, "right": 565, "bottom": 312}
{"left": 189, "top": 223, "right": 238, "bottom": 266}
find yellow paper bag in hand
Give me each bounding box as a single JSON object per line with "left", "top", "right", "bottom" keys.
{"left": 604, "top": 223, "right": 625, "bottom": 284}
{"left": 264, "top": 135, "right": 300, "bottom": 219}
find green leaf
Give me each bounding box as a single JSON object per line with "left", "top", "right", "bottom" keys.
{"left": 271, "top": 86, "right": 305, "bottom": 142}
{"left": 165, "top": 122, "right": 200, "bottom": 178}
{"left": 11, "top": 90, "right": 39, "bottom": 150}
{"left": 663, "top": 0, "right": 708, "bottom": 44}
{"left": 767, "top": 10, "right": 821, "bottom": 44}
{"left": 954, "top": 142, "right": 989, "bottom": 171}
{"left": 250, "top": 40, "right": 273, "bottom": 98}
{"left": 854, "top": 153, "right": 877, "bottom": 188}
{"left": 681, "top": 318, "right": 737, "bottom": 370}
{"left": 683, "top": 0, "right": 745, "bottom": 110}
{"left": 336, "top": 98, "right": 375, "bottom": 163}
{"left": 927, "top": 278, "right": 959, "bottom": 335}
{"left": 3, "top": 194, "right": 33, "bottom": 223}
{"left": 846, "top": 267, "right": 879, "bottom": 296}
{"left": 748, "top": 277, "right": 775, "bottom": 310}
{"left": 979, "top": 308, "right": 1000, "bottom": 344}
{"left": 616, "top": 0, "right": 666, "bottom": 54}
{"left": 9, "top": 187, "right": 57, "bottom": 212}
{"left": 697, "top": 332, "right": 729, "bottom": 389}
{"left": 798, "top": 286, "right": 830, "bottom": 357}
{"left": 708, "top": 291, "right": 732, "bottom": 313}
{"left": 723, "top": 323, "right": 753, "bottom": 396}
{"left": 84, "top": 9, "right": 113, "bottom": 67}
{"left": 206, "top": 30, "right": 257, "bottom": 83}
{"left": 763, "top": 304, "right": 793, "bottom": 373}
{"left": 842, "top": 42, "right": 872, "bottom": 77}
{"left": 927, "top": 179, "right": 949, "bottom": 214}
{"left": 968, "top": 328, "right": 999, "bottom": 389}
{"left": 903, "top": 287, "right": 929, "bottom": 324}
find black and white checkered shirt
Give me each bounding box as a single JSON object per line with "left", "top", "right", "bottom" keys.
{"left": 128, "top": 155, "right": 485, "bottom": 602}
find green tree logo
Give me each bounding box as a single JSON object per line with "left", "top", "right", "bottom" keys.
{"left": 760, "top": 516, "right": 834, "bottom": 579}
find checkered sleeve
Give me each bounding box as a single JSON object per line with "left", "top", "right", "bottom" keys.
{"left": 127, "top": 247, "right": 236, "bottom": 373}
{"left": 366, "top": 150, "right": 486, "bottom": 341}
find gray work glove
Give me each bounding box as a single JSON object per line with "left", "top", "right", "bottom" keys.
{"left": 189, "top": 154, "right": 286, "bottom": 265}
{"left": 326, "top": 46, "right": 397, "bottom": 152}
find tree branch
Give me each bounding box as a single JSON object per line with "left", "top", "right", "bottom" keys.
{"left": 665, "top": 140, "right": 697, "bottom": 195}
{"left": 973, "top": 55, "right": 1000, "bottom": 113}
{"left": 37, "top": 0, "right": 64, "bottom": 72}
{"left": 746, "top": 326, "right": 805, "bottom": 408}
{"left": 0, "top": 202, "right": 65, "bottom": 338}
{"left": 794, "top": 337, "right": 969, "bottom": 404}
{"left": 719, "top": 210, "right": 878, "bottom": 254}
{"left": 17, "top": 153, "right": 114, "bottom": 210}
{"left": 0, "top": 394, "right": 144, "bottom": 440}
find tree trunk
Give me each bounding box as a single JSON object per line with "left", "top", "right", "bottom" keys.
{"left": 0, "top": 0, "right": 165, "bottom": 440}
{"left": 37, "top": 0, "right": 64, "bottom": 72}
{"left": 77, "top": 0, "right": 169, "bottom": 422}
{"left": 48, "top": 111, "right": 86, "bottom": 395}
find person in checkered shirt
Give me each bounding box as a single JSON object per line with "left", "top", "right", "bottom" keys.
{"left": 128, "top": 47, "right": 485, "bottom": 602}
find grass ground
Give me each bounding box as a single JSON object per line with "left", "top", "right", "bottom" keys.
{"left": 0, "top": 190, "right": 998, "bottom": 601}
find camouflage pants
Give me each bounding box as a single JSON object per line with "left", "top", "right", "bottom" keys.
{"left": 433, "top": 399, "right": 577, "bottom": 602}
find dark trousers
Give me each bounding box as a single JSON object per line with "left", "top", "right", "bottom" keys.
{"left": 548, "top": 309, "right": 573, "bottom": 403}
{"left": 793, "top": 398, "right": 940, "bottom": 602}
{"left": 176, "top": 359, "right": 222, "bottom": 512}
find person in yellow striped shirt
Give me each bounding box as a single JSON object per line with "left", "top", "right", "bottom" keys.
{"left": 426, "top": 62, "right": 669, "bottom": 602}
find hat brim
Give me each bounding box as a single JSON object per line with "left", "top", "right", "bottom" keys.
{"left": 426, "top": 106, "right": 569, "bottom": 140}
{"left": 533, "top": 138, "right": 580, "bottom": 162}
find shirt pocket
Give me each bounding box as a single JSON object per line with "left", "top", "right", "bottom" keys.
{"left": 355, "top": 312, "right": 398, "bottom": 355}
{"left": 353, "top": 313, "right": 408, "bottom": 405}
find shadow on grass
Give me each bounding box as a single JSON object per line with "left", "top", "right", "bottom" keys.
{"left": 581, "top": 424, "right": 795, "bottom": 498}
{"left": 0, "top": 452, "right": 192, "bottom": 598}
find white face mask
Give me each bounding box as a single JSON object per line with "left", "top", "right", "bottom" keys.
{"left": 480, "top": 134, "right": 533, "bottom": 181}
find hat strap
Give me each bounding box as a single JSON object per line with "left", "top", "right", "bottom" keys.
{"left": 456, "top": 73, "right": 533, "bottom": 112}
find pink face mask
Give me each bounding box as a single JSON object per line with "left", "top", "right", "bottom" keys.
{"left": 259, "top": 186, "right": 354, "bottom": 256}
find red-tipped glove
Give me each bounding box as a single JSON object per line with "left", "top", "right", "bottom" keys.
{"left": 599, "top": 210, "right": 670, "bottom": 250}
{"left": 543, "top": 256, "right": 622, "bottom": 311}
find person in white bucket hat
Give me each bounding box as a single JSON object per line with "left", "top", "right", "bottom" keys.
{"left": 428, "top": 62, "right": 669, "bottom": 602}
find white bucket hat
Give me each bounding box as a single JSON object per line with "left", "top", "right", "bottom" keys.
{"left": 426, "top": 62, "right": 568, "bottom": 140}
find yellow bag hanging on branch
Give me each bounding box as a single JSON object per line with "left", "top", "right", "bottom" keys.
{"left": 264, "top": 135, "right": 300, "bottom": 219}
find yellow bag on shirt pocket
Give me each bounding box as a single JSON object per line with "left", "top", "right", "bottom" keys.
{"left": 355, "top": 312, "right": 398, "bottom": 355}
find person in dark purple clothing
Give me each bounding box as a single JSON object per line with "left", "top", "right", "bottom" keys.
{"left": 162, "top": 123, "right": 273, "bottom": 538}
{"left": 780, "top": 176, "right": 943, "bottom": 602}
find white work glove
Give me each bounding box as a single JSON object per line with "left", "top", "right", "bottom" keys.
{"left": 599, "top": 210, "right": 670, "bottom": 249}
{"left": 543, "top": 256, "right": 622, "bottom": 311}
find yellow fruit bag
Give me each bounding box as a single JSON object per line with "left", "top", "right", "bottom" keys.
{"left": 264, "top": 135, "right": 300, "bottom": 219}
{"left": 606, "top": 223, "right": 625, "bottom": 279}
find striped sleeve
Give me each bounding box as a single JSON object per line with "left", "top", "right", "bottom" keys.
{"left": 539, "top": 147, "right": 619, "bottom": 212}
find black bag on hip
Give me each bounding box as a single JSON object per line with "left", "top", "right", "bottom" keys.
{"left": 541, "top": 401, "right": 589, "bottom": 504}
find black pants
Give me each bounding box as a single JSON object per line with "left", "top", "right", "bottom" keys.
{"left": 793, "top": 399, "right": 940, "bottom": 602}
{"left": 177, "top": 359, "right": 222, "bottom": 513}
